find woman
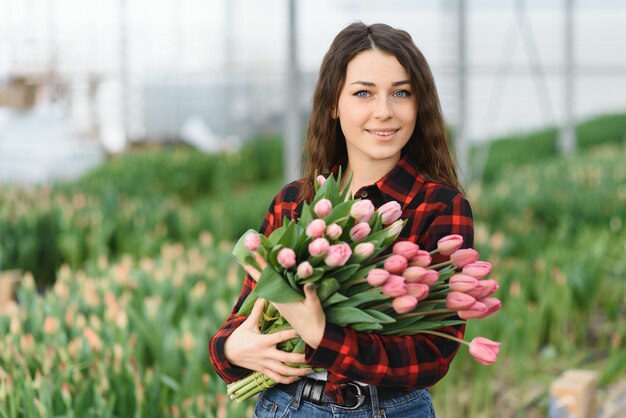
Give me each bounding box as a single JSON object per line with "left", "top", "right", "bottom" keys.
{"left": 209, "top": 22, "right": 474, "bottom": 417}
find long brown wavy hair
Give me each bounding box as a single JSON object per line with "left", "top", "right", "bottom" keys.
{"left": 299, "top": 22, "right": 462, "bottom": 202}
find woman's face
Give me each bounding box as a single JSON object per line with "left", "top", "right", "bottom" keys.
{"left": 335, "top": 49, "right": 417, "bottom": 168}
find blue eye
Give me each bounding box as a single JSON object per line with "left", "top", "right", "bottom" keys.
{"left": 394, "top": 90, "right": 411, "bottom": 98}
{"left": 354, "top": 90, "right": 370, "bottom": 98}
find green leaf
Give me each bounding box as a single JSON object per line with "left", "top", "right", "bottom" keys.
{"left": 317, "top": 278, "right": 341, "bottom": 302}
{"left": 326, "top": 306, "right": 383, "bottom": 326}
{"left": 268, "top": 225, "right": 287, "bottom": 245}
{"left": 254, "top": 267, "right": 304, "bottom": 303}
{"left": 237, "top": 293, "right": 259, "bottom": 316}
{"left": 338, "top": 287, "right": 389, "bottom": 308}
{"left": 278, "top": 221, "right": 299, "bottom": 249}
{"left": 351, "top": 322, "right": 383, "bottom": 332}
{"left": 298, "top": 202, "right": 314, "bottom": 225}
{"left": 160, "top": 374, "right": 181, "bottom": 391}
{"left": 324, "top": 200, "right": 355, "bottom": 225}
{"left": 331, "top": 264, "right": 362, "bottom": 283}
{"left": 363, "top": 309, "right": 396, "bottom": 324}
{"left": 322, "top": 292, "right": 350, "bottom": 308}
{"left": 232, "top": 228, "right": 257, "bottom": 265}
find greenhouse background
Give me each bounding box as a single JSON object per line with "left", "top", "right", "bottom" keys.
{"left": 1, "top": 0, "right": 626, "bottom": 417}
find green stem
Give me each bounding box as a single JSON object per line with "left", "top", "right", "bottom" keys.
{"left": 428, "top": 260, "right": 453, "bottom": 270}
{"left": 417, "top": 329, "right": 469, "bottom": 346}
{"left": 429, "top": 249, "right": 440, "bottom": 256}
{"left": 398, "top": 308, "right": 453, "bottom": 318}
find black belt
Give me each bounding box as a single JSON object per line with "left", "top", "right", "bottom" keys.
{"left": 276, "top": 378, "right": 400, "bottom": 410}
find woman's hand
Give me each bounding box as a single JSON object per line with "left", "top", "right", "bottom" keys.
{"left": 223, "top": 298, "right": 312, "bottom": 384}
{"left": 244, "top": 253, "right": 326, "bottom": 349}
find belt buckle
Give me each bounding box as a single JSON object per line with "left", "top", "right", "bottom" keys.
{"left": 331, "top": 382, "right": 366, "bottom": 410}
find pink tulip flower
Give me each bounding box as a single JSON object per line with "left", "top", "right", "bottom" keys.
{"left": 408, "top": 250, "right": 432, "bottom": 268}
{"left": 468, "top": 279, "right": 499, "bottom": 300}
{"left": 448, "top": 274, "right": 479, "bottom": 293}
{"left": 392, "top": 241, "right": 420, "bottom": 259}
{"left": 386, "top": 220, "right": 404, "bottom": 238}
{"left": 314, "top": 199, "right": 333, "bottom": 218}
{"left": 445, "top": 292, "right": 476, "bottom": 311}
{"left": 366, "top": 269, "right": 390, "bottom": 287}
{"left": 384, "top": 254, "right": 408, "bottom": 274}
{"left": 469, "top": 337, "right": 501, "bottom": 365}
{"left": 458, "top": 301, "right": 489, "bottom": 319}
{"left": 381, "top": 275, "right": 408, "bottom": 297}
{"left": 277, "top": 248, "right": 296, "bottom": 269}
{"left": 392, "top": 295, "right": 418, "bottom": 314}
{"left": 324, "top": 243, "right": 352, "bottom": 267}
{"left": 480, "top": 297, "right": 502, "bottom": 318}
{"left": 403, "top": 266, "right": 427, "bottom": 283}
{"left": 316, "top": 175, "right": 327, "bottom": 186}
{"left": 378, "top": 201, "right": 402, "bottom": 225}
{"left": 350, "top": 199, "right": 375, "bottom": 223}
{"left": 296, "top": 261, "right": 313, "bottom": 279}
{"left": 243, "top": 232, "right": 261, "bottom": 251}
{"left": 462, "top": 261, "right": 492, "bottom": 279}
{"left": 451, "top": 248, "right": 480, "bottom": 268}
{"left": 437, "top": 234, "right": 464, "bottom": 256}
{"left": 325, "top": 223, "right": 343, "bottom": 240}
{"left": 422, "top": 270, "right": 440, "bottom": 286}
{"left": 308, "top": 238, "right": 330, "bottom": 257}
{"left": 407, "top": 283, "right": 430, "bottom": 300}
{"left": 354, "top": 242, "right": 375, "bottom": 258}
{"left": 306, "top": 219, "right": 326, "bottom": 239}
{"left": 350, "top": 222, "right": 371, "bottom": 242}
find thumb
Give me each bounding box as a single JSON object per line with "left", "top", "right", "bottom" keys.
{"left": 304, "top": 282, "right": 319, "bottom": 303}
{"left": 245, "top": 297, "right": 266, "bottom": 330}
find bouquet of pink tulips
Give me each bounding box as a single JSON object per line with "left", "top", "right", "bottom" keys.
{"left": 226, "top": 173, "right": 501, "bottom": 402}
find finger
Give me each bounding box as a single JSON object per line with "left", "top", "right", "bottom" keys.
{"left": 303, "top": 282, "right": 320, "bottom": 304}
{"left": 245, "top": 298, "right": 266, "bottom": 329}
{"left": 243, "top": 264, "right": 261, "bottom": 282}
{"left": 261, "top": 368, "right": 300, "bottom": 385}
{"left": 253, "top": 251, "right": 268, "bottom": 269}
{"left": 268, "top": 329, "right": 300, "bottom": 345}
{"left": 272, "top": 350, "right": 307, "bottom": 365}
{"left": 264, "top": 359, "right": 311, "bottom": 378}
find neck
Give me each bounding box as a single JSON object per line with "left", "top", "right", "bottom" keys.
{"left": 342, "top": 156, "right": 399, "bottom": 197}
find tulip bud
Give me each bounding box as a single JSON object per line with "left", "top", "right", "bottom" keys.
{"left": 468, "top": 279, "right": 499, "bottom": 300}
{"left": 314, "top": 199, "right": 333, "bottom": 218}
{"left": 296, "top": 261, "right": 313, "bottom": 279}
{"left": 468, "top": 337, "right": 501, "bottom": 365}
{"left": 445, "top": 292, "right": 476, "bottom": 311}
{"left": 407, "top": 283, "right": 429, "bottom": 300}
{"left": 451, "top": 248, "right": 480, "bottom": 268}
{"left": 392, "top": 241, "right": 419, "bottom": 259}
{"left": 462, "top": 261, "right": 492, "bottom": 279}
{"left": 243, "top": 232, "right": 261, "bottom": 251}
{"left": 349, "top": 222, "right": 371, "bottom": 242}
{"left": 448, "top": 274, "right": 479, "bottom": 293}
{"left": 381, "top": 275, "right": 408, "bottom": 297}
{"left": 378, "top": 201, "right": 402, "bottom": 225}
{"left": 421, "top": 270, "right": 440, "bottom": 286}
{"left": 386, "top": 220, "right": 404, "bottom": 238}
{"left": 392, "top": 295, "right": 418, "bottom": 314}
{"left": 277, "top": 248, "right": 297, "bottom": 269}
{"left": 317, "top": 175, "right": 327, "bottom": 186}
{"left": 408, "top": 250, "right": 432, "bottom": 268}
{"left": 437, "top": 234, "right": 464, "bottom": 256}
{"left": 325, "top": 223, "right": 343, "bottom": 240}
{"left": 306, "top": 219, "right": 326, "bottom": 239}
{"left": 324, "top": 243, "right": 352, "bottom": 267}
{"left": 354, "top": 242, "right": 375, "bottom": 258}
{"left": 367, "top": 269, "right": 390, "bottom": 287}
{"left": 308, "top": 238, "right": 330, "bottom": 257}
{"left": 350, "top": 199, "right": 375, "bottom": 223}
{"left": 458, "top": 301, "right": 489, "bottom": 319}
{"left": 402, "top": 266, "right": 427, "bottom": 283}
{"left": 384, "top": 254, "right": 408, "bottom": 274}
{"left": 480, "top": 297, "right": 502, "bottom": 318}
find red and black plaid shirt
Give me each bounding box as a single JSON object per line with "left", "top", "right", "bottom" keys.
{"left": 209, "top": 153, "right": 474, "bottom": 395}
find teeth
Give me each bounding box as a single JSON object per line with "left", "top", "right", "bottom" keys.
{"left": 368, "top": 130, "right": 396, "bottom": 136}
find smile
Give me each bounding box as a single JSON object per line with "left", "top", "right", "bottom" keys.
{"left": 365, "top": 129, "right": 399, "bottom": 136}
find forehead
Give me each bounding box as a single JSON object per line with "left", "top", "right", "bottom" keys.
{"left": 344, "top": 49, "right": 409, "bottom": 82}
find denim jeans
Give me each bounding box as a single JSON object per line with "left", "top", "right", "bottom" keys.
{"left": 252, "top": 381, "right": 436, "bottom": 418}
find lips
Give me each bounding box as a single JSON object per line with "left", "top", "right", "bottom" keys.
{"left": 365, "top": 129, "right": 399, "bottom": 137}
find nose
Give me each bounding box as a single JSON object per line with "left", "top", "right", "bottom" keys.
{"left": 374, "top": 96, "right": 393, "bottom": 119}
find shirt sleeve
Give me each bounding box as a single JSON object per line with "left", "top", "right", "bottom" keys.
{"left": 208, "top": 197, "right": 278, "bottom": 384}
{"left": 304, "top": 193, "right": 474, "bottom": 389}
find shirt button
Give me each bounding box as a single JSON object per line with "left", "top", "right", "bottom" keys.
{"left": 360, "top": 190, "right": 368, "bottom": 198}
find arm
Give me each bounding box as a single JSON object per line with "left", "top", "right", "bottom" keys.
{"left": 304, "top": 193, "right": 474, "bottom": 389}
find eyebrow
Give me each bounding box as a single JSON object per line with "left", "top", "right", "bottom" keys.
{"left": 350, "top": 80, "right": 411, "bottom": 87}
